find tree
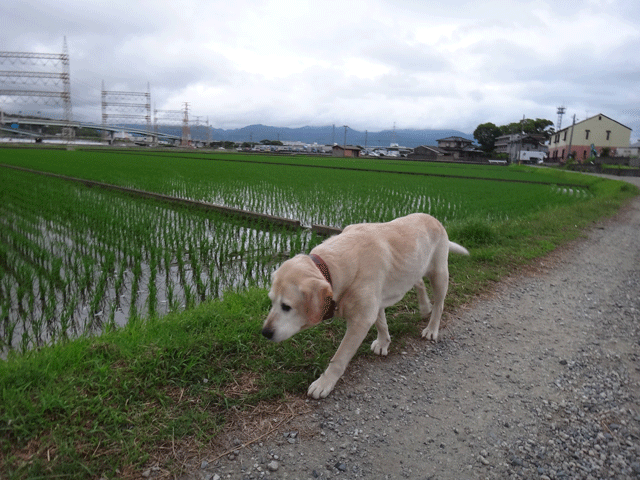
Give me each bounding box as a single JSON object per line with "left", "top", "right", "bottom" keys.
{"left": 260, "top": 139, "right": 283, "bottom": 146}
{"left": 473, "top": 122, "right": 502, "bottom": 153}
{"left": 499, "top": 118, "right": 555, "bottom": 140}
{"left": 531, "top": 118, "right": 555, "bottom": 140}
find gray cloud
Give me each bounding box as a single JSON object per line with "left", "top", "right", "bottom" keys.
{"left": 1, "top": 0, "right": 639, "bottom": 137}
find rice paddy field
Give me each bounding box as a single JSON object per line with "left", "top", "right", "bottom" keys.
{"left": 1, "top": 145, "right": 638, "bottom": 479}
{"left": 0, "top": 146, "right": 613, "bottom": 355}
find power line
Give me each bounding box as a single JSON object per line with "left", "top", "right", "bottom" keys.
{"left": 101, "top": 80, "right": 151, "bottom": 142}
{"left": 0, "top": 37, "right": 73, "bottom": 140}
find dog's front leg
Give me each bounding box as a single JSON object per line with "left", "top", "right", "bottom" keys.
{"left": 308, "top": 318, "right": 373, "bottom": 399}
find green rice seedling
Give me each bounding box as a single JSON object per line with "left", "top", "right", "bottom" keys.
{"left": 2, "top": 147, "right": 632, "bottom": 356}
{"left": 183, "top": 282, "right": 194, "bottom": 310}
{"left": 129, "top": 256, "right": 143, "bottom": 318}
{"left": 148, "top": 250, "right": 159, "bottom": 317}
{"left": 80, "top": 256, "right": 94, "bottom": 301}
{"left": 58, "top": 293, "right": 76, "bottom": 342}
{"left": 167, "top": 278, "right": 179, "bottom": 313}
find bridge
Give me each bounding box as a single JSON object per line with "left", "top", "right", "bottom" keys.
{"left": 0, "top": 113, "right": 183, "bottom": 143}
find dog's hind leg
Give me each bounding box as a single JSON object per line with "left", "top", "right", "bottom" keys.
{"left": 371, "top": 308, "right": 391, "bottom": 356}
{"left": 421, "top": 267, "right": 449, "bottom": 342}
{"left": 414, "top": 280, "right": 433, "bottom": 319}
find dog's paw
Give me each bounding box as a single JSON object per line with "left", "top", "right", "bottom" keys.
{"left": 419, "top": 305, "right": 433, "bottom": 320}
{"left": 370, "top": 339, "right": 389, "bottom": 356}
{"left": 421, "top": 326, "right": 439, "bottom": 342}
{"left": 308, "top": 375, "right": 337, "bottom": 399}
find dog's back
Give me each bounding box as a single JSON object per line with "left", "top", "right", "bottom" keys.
{"left": 311, "top": 213, "right": 464, "bottom": 309}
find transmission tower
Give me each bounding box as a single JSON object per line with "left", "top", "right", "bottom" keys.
{"left": 182, "top": 102, "right": 191, "bottom": 147}
{"left": 101, "top": 81, "right": 151, "bottom": 142}
{"left": 153, "top": 102, "right": 192, "bottom": 146}
{"left": 0, "top": 37, "right": 73, "bottom": 140}
{"left": 556, "top": 105, "right": 566, "bottom": 131}
{"left": 192, "top": 115, "right": 210, "bottom": 143}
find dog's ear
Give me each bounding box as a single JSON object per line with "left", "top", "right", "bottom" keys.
{"left": 302, "top": 278, "right": 333, "bottom": 326}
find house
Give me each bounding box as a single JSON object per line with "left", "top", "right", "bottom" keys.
{"left": 332, "top": 145, "right": 361, "bottom": 158}
{"left": 495, "top": 133, "right": 548, "bottom": 163}
{"left": 548, "top": 113, "right": 632, "bottom": 162}
{"left": 437, "top": 136, "right": 472, "bottom": 149}
{"left": 408, "top": 145, "right": 448, "bottom": 160}
{"left": 435, "top": 136, "right": 483, "bottom": 159}
{"left": 407, "top": 136, "right": 483, "bottom": 161}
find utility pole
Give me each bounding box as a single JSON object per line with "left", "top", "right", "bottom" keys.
{"left": 517, "top": 114, "right": 525, "bottom": 163}
{"left": 343, "top": 125, "right": 348, "bottom": 151}
{"left": 566, "top": 114, "right": 576, "bottom": 162}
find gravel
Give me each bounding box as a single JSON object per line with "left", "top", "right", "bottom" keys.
{"left": 177, "top": 176, "right": 640, "bottom": 480}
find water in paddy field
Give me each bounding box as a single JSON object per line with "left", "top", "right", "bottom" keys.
{"left": 0, "top": 217, "right": 308, "bottom": 357}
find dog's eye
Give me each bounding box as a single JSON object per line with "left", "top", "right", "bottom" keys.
{"left": 281, "top": 303, "right": 291, "bottom": 312}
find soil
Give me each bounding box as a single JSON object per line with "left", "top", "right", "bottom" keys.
{"left": 170, "top": 175, "right": 640, "bottom": 480}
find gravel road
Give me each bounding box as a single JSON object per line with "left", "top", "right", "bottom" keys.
{"left": 177, "top": 175, "right": 640, "bottom": 480}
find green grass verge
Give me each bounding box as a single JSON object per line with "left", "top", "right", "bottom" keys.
{"left": 1, "top": 175, "right": 637, "bottom": 479}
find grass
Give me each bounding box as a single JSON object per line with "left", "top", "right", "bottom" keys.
{"left": 1, "top": 287, "right": 353, "bottom": 478}
{"left": 0, "top": 148, "right": 638, "bottom": 478}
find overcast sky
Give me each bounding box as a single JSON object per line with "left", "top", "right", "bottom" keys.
{"left": 2, "top": 0, "right": 639, "bottom": 138}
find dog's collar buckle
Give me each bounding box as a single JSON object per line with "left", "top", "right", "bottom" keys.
{"left": 309, "top": 254, "right": 336, "bottom": 321}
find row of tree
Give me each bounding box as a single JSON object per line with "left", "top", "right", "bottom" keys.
{"left": 473, "top": 118, "right": 555, "bottom": 154}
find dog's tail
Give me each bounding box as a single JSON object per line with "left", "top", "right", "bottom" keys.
{"left": 449, "top": 241, "right": 470, "bottom": 256}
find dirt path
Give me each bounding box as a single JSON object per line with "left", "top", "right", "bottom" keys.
{"left": 178, "top": 176, "right": 640, "bottom": 480}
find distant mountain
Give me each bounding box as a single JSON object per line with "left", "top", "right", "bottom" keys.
{"left": 151, "top": 124, "right": 475, "bottom": 148}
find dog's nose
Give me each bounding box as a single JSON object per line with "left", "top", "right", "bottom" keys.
{"left": 262, "top": 327, "right": 274, "bottom": 340}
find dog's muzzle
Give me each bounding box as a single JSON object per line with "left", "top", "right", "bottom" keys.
{"left": 261, "top": 327, "right": 274, "bottom": 340}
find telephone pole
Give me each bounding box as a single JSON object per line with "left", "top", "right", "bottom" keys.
{"left": 566, "top": 114, "right": 576, "bottom": 161}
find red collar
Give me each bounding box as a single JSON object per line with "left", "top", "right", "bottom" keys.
{"left": 309, "top": 254, "right": 336, "bottom": 321}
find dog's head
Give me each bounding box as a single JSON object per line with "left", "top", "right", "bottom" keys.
{"left": 262, "top": 254, "right": 333, "bottom": 343}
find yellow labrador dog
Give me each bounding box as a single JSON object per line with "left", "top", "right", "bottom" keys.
{"left": 262, "top": 213, "right": 469, "bottom": 399}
